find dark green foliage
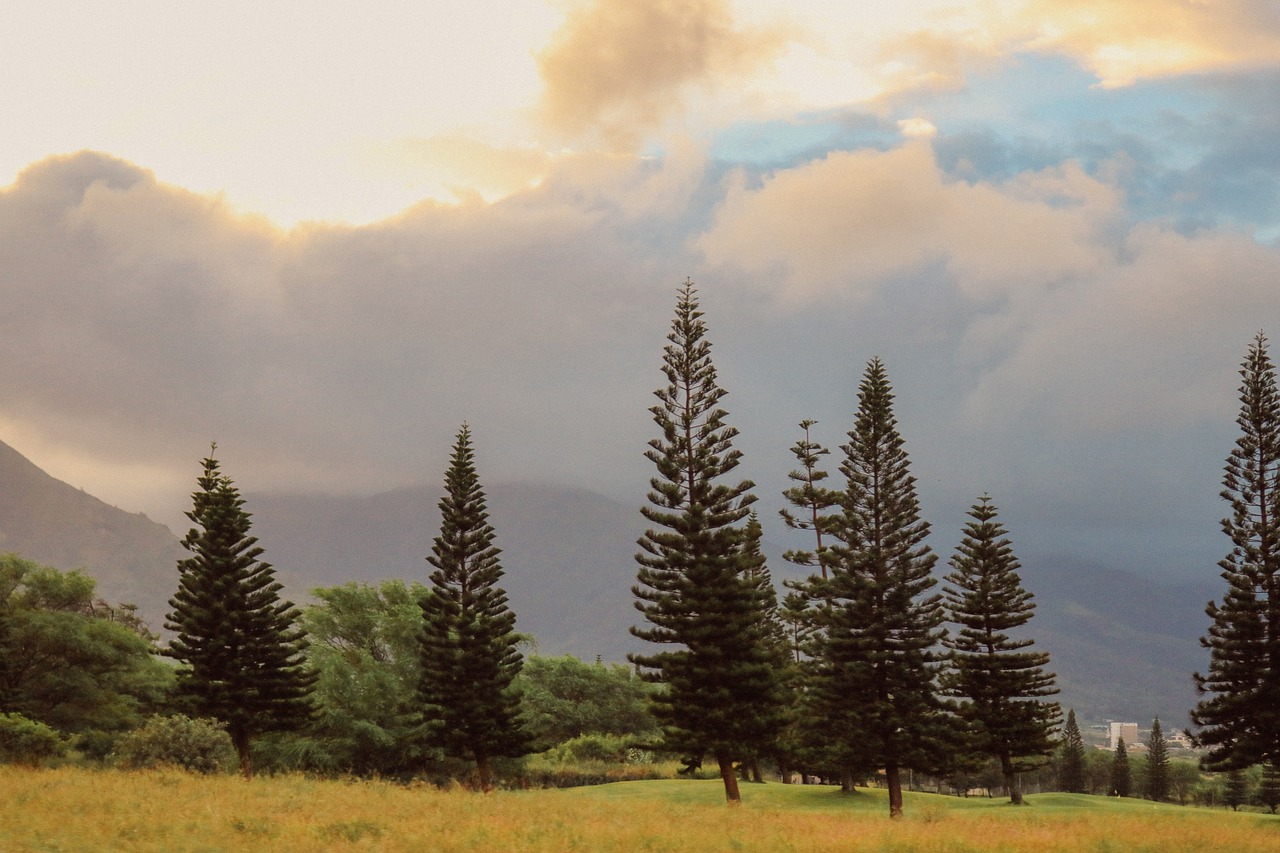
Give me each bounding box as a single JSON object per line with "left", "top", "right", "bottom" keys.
{"left": 269, "top": 580, "right": 432, "bottom": 776}
{"left": 165, "top": 450, "right": 316, "bottom": 777}
{"left": 1225, "top": 768, "right": 1250, "bottom": 810}
{"left": 516, "top": 655, "right": 656, "bottom": 749}
{"left": 1146, "top": 717, "right": 1170, "bottom": 802}
{"left": 943, "top": 496, "right": 1060, "bottom": 805}
{"left": 0, "top": 712, "right": 67, "bottom": 765}
{"left": 806, "top": 359, "right": 946, "bottom": 818}
{"left": 630, "top": 280, "right": 786, "bottom": 803}
{"left": 780, "top": 420, "right": 841, "bottom": 579}
{"left": 419, "top": 425, "right": 531, "bottom": 791}
{"left": 1109, "top": 738, "right": 1131, "bottom": 797}
{"left": 0, "top": 554, "right": 170, "bottom": 749}
{"left": 1058, "top": 708, "right": 1086, "bottom": 793}
{"left": 113, "top": 714, "right": 236, "bottom": 773}
{"left": 1259, "top": 761, "right": 1280, "bottom": 813}
{"left": 1193, "top": 332, "right": 1280, "bottom": 770}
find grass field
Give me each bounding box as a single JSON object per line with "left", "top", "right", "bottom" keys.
{"left": 2, "top": 766, "right": 1277, "bottom": 852}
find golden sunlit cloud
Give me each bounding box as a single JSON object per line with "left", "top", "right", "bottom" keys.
{"left": 536, "top": 0, "right": 792, "bottom": 147}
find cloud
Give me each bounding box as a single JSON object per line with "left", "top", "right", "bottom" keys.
{"left": 536, "top": 0, "right": 790, "bottom": 145}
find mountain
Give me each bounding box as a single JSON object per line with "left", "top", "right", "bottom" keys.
{"left": 0, "top": 439, "right": 184, "bottom": 622}
{"left": 0, "top": 436, "right": 1222, "bottom": 727}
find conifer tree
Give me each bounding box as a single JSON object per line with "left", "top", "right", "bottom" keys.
{"left": 1059, "top": 708, "right": 1086, "bottom": 793}
{"left": 1225, "top": 768, "right": 1249, "bottom": 810}
{"left": 1193, "top": 332, "right": 1280, "bottom": 770}
{"left": 943, "top": 495, "right": 1060, "bottom": 805}
{"left": 631, "top": 279, "right": 785, "bottom": 804}
{"left": 1109, "top": 738, "right": 1131, "bottom": 797}
{"left": 780, "top": 420, "right": 840, "bottom": 579}
{"left": 807, "top": 358, "right": 946, "bottom": 818}
{"left": 1146, "top": 717, "right": 1170, "bottom": 802}
{"left": 166, "top": 448, "right": 315, "bottom": 778}
{"left": 1259, "top": 761, "right": 1280, "bottom": 813}
{"left": 419, "top": 424, "right": 531, "bottom": 792}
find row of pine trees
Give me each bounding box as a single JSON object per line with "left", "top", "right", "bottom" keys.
{"left": 159, "top": 280, "right": 1280, "bottom": 819}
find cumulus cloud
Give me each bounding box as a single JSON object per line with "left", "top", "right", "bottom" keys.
{"left": 536, "top": 0, "right": 790, "bottom": 145}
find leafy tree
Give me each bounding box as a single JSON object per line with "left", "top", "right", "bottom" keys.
{"left": 630, "top": 280, "right": 785, "bottom": 804}
{"left": 1193, "top": 332, "right": 1280, "bottom": 770}
{"left": 1145, "top": 717, "right": 1170, "bottom": 802}
{"left": 516, "top": 655, "right": 656, "bottom": 748}
{"left": 0, "top": 555, "right": 170, "bottom": 751}
{"left": 1059, "top": 708, "right": 1086, "bottom": 793}
{"left": 114, "top": 714, "right": 235, "bottom": 774}
{"left": 1169, "top": 758, "right": 1203, "bottom": 805}
{"left": 0, "top": 712, "right": 67, "bottom": 765}
{"left": 270, "top": 580, "right": 431, "bottom": 776}
{"left": 1109, "top": 738, "right": 1131, "bottom": 797}
{"left": 806, "top": 358, "right": 947, "bottom": 819}
{"left": 165, "top": 449, "right": 316, "bottom": 778}
{"left": 943, "top": 495, "right": 1060, "bottom": 805}
{"left": 419, "top": 425, "right": 531, "bottom": 791}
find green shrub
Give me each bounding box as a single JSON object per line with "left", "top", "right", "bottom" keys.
{"left": 113, "top": 714, "right": 236, "bottom": 774}
{"left": 0, "top": 712, "right": 68, "bottom": 766}
{"left": 557, "top": 733, "right": 630, "bottom": 764}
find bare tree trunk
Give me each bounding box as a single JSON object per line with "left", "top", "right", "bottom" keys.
{"left": 750, "top": 758, "right": 764, "bottom": 784}
{"left": 232, "top": 731, "right": 253, "bottom": 780}
{"left": 717, "top": 753, "right": 742, "bottom": 805}
{"left": 1000, "top": 752, "right": 1023, "bottom": 805}
{"left": 476, "top": 753, "right": 494, "bottom": 793}
{"left": 886, "top": 762, "right": 904, "bottom": 818}
{"left": 840, "top": 768, "right": 855, "bottom": 794}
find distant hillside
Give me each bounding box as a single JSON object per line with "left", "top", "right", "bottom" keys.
{"left": 0, "top": 439, "right": 184, "bottom": 624}
{"left": 0, "top": 436, "right": 1223, "bottom": 727}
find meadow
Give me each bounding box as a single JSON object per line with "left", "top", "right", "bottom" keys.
{"left": 2, "top": 766, "right": 1277, "bottom": 853}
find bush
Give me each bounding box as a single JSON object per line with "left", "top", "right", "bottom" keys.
{"left": 113, "top": 714, "right": 236, "bottom": 774}
{"left": 0, "top": 712, "right": 68, "bottom": 766}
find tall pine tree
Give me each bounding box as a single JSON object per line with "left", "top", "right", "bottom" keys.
{"left": 780, "top": 420, "right": 840, "bottom": 579}
{"left": 808, "top": 358, "right": 946, "bottom": 818}
{"left": 166, "top": 448, "right": 315, "bottom": 778}
{"left": 1059, "top": 708, "right": 1086, "bottom": 793}
{"left": 419, "top": 424, "right": 531, "bottom": 792}
{"left": 1109, "top": 737, "right": 1131, "bottom": 797}
{"left": 631, "top": 279, "right": 785, "bottom": 804}
{"left": 1192, "top": 332, "right": 1280, "bottom": 770}
{"left": 1145, "top": 717, "right": 1170, "bottom": 802}
{"left": 943, "top": 495, "right": 1060, "bottom": 805}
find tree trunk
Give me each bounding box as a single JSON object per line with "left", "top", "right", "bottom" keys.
{"left": 750, "top": 757, "right": 764, "bottom": 784}
{"left": 1000, "top": 752, "right": 1023, "bottom": 805}
{"left": 717, "top": 753, "right": 742, "bottom": 805}
{"left": 840, "top": 768, "right": 854, "bottom": 794}
{"left": 476, "top": 753, "right": 494, "bottom": 793}
{"left": 886, "top": 762, "right": 904, "bottom": 819}
{"left": 232, "top": 731, "right": 253, "bottom": 780}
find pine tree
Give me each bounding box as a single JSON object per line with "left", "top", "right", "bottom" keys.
{"left": 780, "top": 420, "right": 840, "bottom": 579}
{"left": 1193, "top": 332, "right": 1280, "bottom": 770}
{"left": 1059, "top": 708, "right": 1086, "bottom": 793}
{"left": 1225, "top": 768, "right": 1249, "bottom": 810}
{"left": 419, "top": 424, "right": 531, "bottom": 792}
{"left": 1259, "top": 761, "right": 1280, "bottom": 813}
{"left": 631, "top": 279, "right": 785, "bottom": 804}
{"left": 943, "top": 495, "right": 1060, "bottom": 805}
{"left": 165, "top": 448, "right": 315, "bottom": 778}
{"left": 808, "top": 358, "right": 946, "bottom": 819}
{"left": 1146, "top": 717, "right": 1170, "bottom": 802}
{"left": 1109, "top": 738, "right": 1131, "bottom": 797}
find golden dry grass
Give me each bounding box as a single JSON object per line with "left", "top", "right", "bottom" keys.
{"left": 1, "top": 767, "right": 1277, "bottom": 853}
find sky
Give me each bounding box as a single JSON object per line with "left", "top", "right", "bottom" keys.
{"left": 2, "top": 0, "right": 1279, "bottom": 580}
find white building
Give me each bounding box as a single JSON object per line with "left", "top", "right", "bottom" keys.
{"left": 1109, "top": 721, "right": 1139, "bottom": 750}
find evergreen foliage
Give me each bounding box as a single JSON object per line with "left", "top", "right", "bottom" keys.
{"left": 1058, "top": 708, "right": 1086, "bottom": 793}
{"left": 805, "top": 358, "right": 946, "bottom": 818}
{"left": 1259, "top": 761, "right": 1280, "bottom": 813}
{"left": 779, "top": 420, "right": 840, "bottom": 579}
{"left": 1109, "top": 738, "right": 1131, "bottom": 797}
{"left": 630, "top": 280, "right": 785, "bottom": 804}
{"left": 942, "top": 495, "right": 1060, "bottom": 805}
{"left": 114, "top": 714, "right": 236, "bottom": 774}
{"left": 1145, "top": 717, "right": 1170, "bottom": 802}
{"left": 165, "top": 449, "right": 316, "bottom": 778}
{"left": 1193, "top": 332, "right": 1280, "bottom": 770}
{"left": 1225, "top": 768, "right": 1249, "bottom": 810}
{"left": 419, "top": 425, "right": 531, "bottom": 791}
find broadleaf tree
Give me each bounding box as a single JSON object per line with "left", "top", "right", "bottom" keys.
{"left": 419, "top": 424, "right": 531, "bottom": 792}
{"left": 1192, "top": 332, "right": 1280, "bottom": 770}
{"left": 630, "top": 279, "right": 785, "bottom": 804}
{"left": 806, "top": 358, "right": 947, "bottom": 818}
{"left": 942, "top": 495, "right": 1060, "bottom": 805}
{"left": 165, "top": 448, "right": 316, "bottom": 778}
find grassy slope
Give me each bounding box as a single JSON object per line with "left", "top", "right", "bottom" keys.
{"left": 2, "top": 769, "right": 1277, "bottom": 853}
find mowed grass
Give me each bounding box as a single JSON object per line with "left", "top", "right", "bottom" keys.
{"left": 2, "top": 767, "right": 1278, "bottom": 853}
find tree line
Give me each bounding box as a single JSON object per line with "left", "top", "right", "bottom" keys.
{"left": 1, "top": 281, "right": 1278, "bottom": 818}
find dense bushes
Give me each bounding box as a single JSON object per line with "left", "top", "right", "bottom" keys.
{"left": 113, "top": 714, "right": 235, "bottom": 774}
{"left": 0, "top": 712, "right": 67, "bottom": 765}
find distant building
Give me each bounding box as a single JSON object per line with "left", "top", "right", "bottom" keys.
{"left": 1109, "top": 721, "right": 1139, "bottom": 750}
{"left": 1167, "top": 730, "right": 1193, "bottom": 749}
